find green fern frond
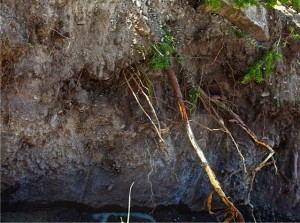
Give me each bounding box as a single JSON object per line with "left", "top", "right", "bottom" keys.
{"left": 205, "top": 0, "right": 221, "bottom": 9}
{"left": 188, "top": 87, "right": 201, "bottom": 112}
{"left": 242, "top": 62, "right": 261, "bottom": 84}
{"left": 291, "top": 0, "right": 300, "bottom": 9}
{"left": 264, "top": 0, "right": 278, "bottom": 8}
{"left": 235, "top": 0, "right": 258, "bottom": 7}
{"left": 204, "top": 0, "right": 299, "bottom": 10}
{"left": 265, "top": 51, "right": 274, "bottom": 78}
{"left": 150, "top": 29, "right": 174, "bottom": 71}
{"left": 242, "top": 48, "right": 282, "bottom": 84}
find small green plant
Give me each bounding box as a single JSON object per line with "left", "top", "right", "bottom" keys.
{"left": 283, "top": 26, "right": 300, "bottom": 47}
{"left": 222, "top": 24, "right": 269, "bottom": 50}
{"left": 234, "top": 0, "right": 258, "bottom": 8}
{"left": 150, "top": 29, "right": 174, "bottom": 71}
{"left": 242, "top": 26, "right": 299, "bottom": 84}
{"left": 275, "top": 99, "right": 281, "bottom": 108}
{"left": 24, "top": 40, "right": 33, "bottom": 49}
{"left": 222, "top": 25, "right": 247, "bottom": 38}
{"left": 188, "top": 87, "right": 201, "bottom": 112}
{"left": 142, "top": 75, "right": 154, "bottom": 97}
{"left": 242, "top": 48, "right": 283, "bottom": 84}
{"left": 288, "top": 26, "right": 300, "bottom": 40}
{"left": 205, "top": 0, "right": 299, "bottom": 10}
{"left": 205, "top": 0, "right": 222, "bottom": 10}
{"left": 293, "top": 98, "right": 300, "bottom": 103}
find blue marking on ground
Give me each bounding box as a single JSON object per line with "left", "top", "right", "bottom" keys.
{"left": 92, "top": 212, "right": 156, "bottom": 222}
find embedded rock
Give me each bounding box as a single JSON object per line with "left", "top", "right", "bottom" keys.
{"left": 198, "top": 1, "right": 270, "bottom": 41}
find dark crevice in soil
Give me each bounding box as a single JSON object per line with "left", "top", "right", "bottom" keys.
{"left": 2, "top": 201, "right": 296, "bottom": 222}
{"left": 1, "top": 201, "right": 257, "bottom": 222}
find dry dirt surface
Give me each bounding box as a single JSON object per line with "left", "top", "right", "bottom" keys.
{"left": 1, "top": 0, "right": 300, "bottom": 222}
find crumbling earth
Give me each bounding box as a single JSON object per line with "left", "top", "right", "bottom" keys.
{"left": 1, "top": 0, "right": 300, "bottom": 221}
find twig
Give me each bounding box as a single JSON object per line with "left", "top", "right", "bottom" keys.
{"left": 210, "top": 41, "right": 224, "bottom": 65}
{"left": 190, "top": 119, "right": 225, "bottom": 132}
{"left": 152, "top": 44, "right": 164, "bottom": 57}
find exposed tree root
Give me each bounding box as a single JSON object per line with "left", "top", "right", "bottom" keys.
{"left": 131, "top": 70, "right": 162, "bottom": 134}
{"left": 165, "top": 68, "right": 244, "bottom": 222}
{"left": 123, "top": 70, "right": 167, "bottom": 150}
{"left": 124, "top": 62, "right": 275, "bottom": 222}
{"left": 197, "top": 87, "right": 277, "bottom": 205}
{"left": 200, "top": 98, "right": 247, "bottom": 174}
{"left": 198, "top": 88, "right": 275, "bottom": 155}
{"left": 208, "top": 190, "right": 245, "bottom": 223}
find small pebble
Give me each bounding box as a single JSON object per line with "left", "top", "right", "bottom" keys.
{"left": 261, "top": 92, "right": 270, "bottom": 97}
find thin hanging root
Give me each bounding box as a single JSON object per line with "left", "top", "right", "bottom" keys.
{"left": 165, "top": 68, "right": 244, "bottom": 222}
{"left": 198, "top": 87, "right": 277, "bottom": 205}
{"left": 200, "top": 88, "right": 277, "bottom": 169}
{"left": 245, "top": 160, "right": 274, "bottom": 206}
{"left": 130, "top": 71, "right": 162, "bottom": 133}
{"left": 207, "top": 190, "right": 215, "bottom": 215}
{"left": 219, "top": 120, "right": 247, "bottom": 174}
{"left": 224, "top": 214, "right": 235, "bottom": 223}
{"left": 208, "top": 191, "right": 244, "bottom": 222}
{"left": 187, "top": 121, "right": 244, "bottom": 222}
{"left": 199, "top": 88, "right": 275, "bottom": 156}
{"left": 145, "top": 141, "right": 157, "bottom": 212}
{"left": 124, "top": 71, "right": 166, "bottom": 148}
{"left": 209, "top": 104, "right": 247, "bottom": 174}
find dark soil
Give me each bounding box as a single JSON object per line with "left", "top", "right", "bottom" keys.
{"left": 1, "top": 200, "right": 297, "bottom": 222}
{"left": 0, "top": 201, "right": 270, "bottom": 222}
{"left": 1, "top": 0, "right": 300, "bottom": 222}
{"left": 1, "top": 202, "right": 214, "bottom": 222}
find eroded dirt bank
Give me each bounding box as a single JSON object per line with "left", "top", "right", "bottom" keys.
{"left": 1, "top": 0, "right": 300, "bottom": 221}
